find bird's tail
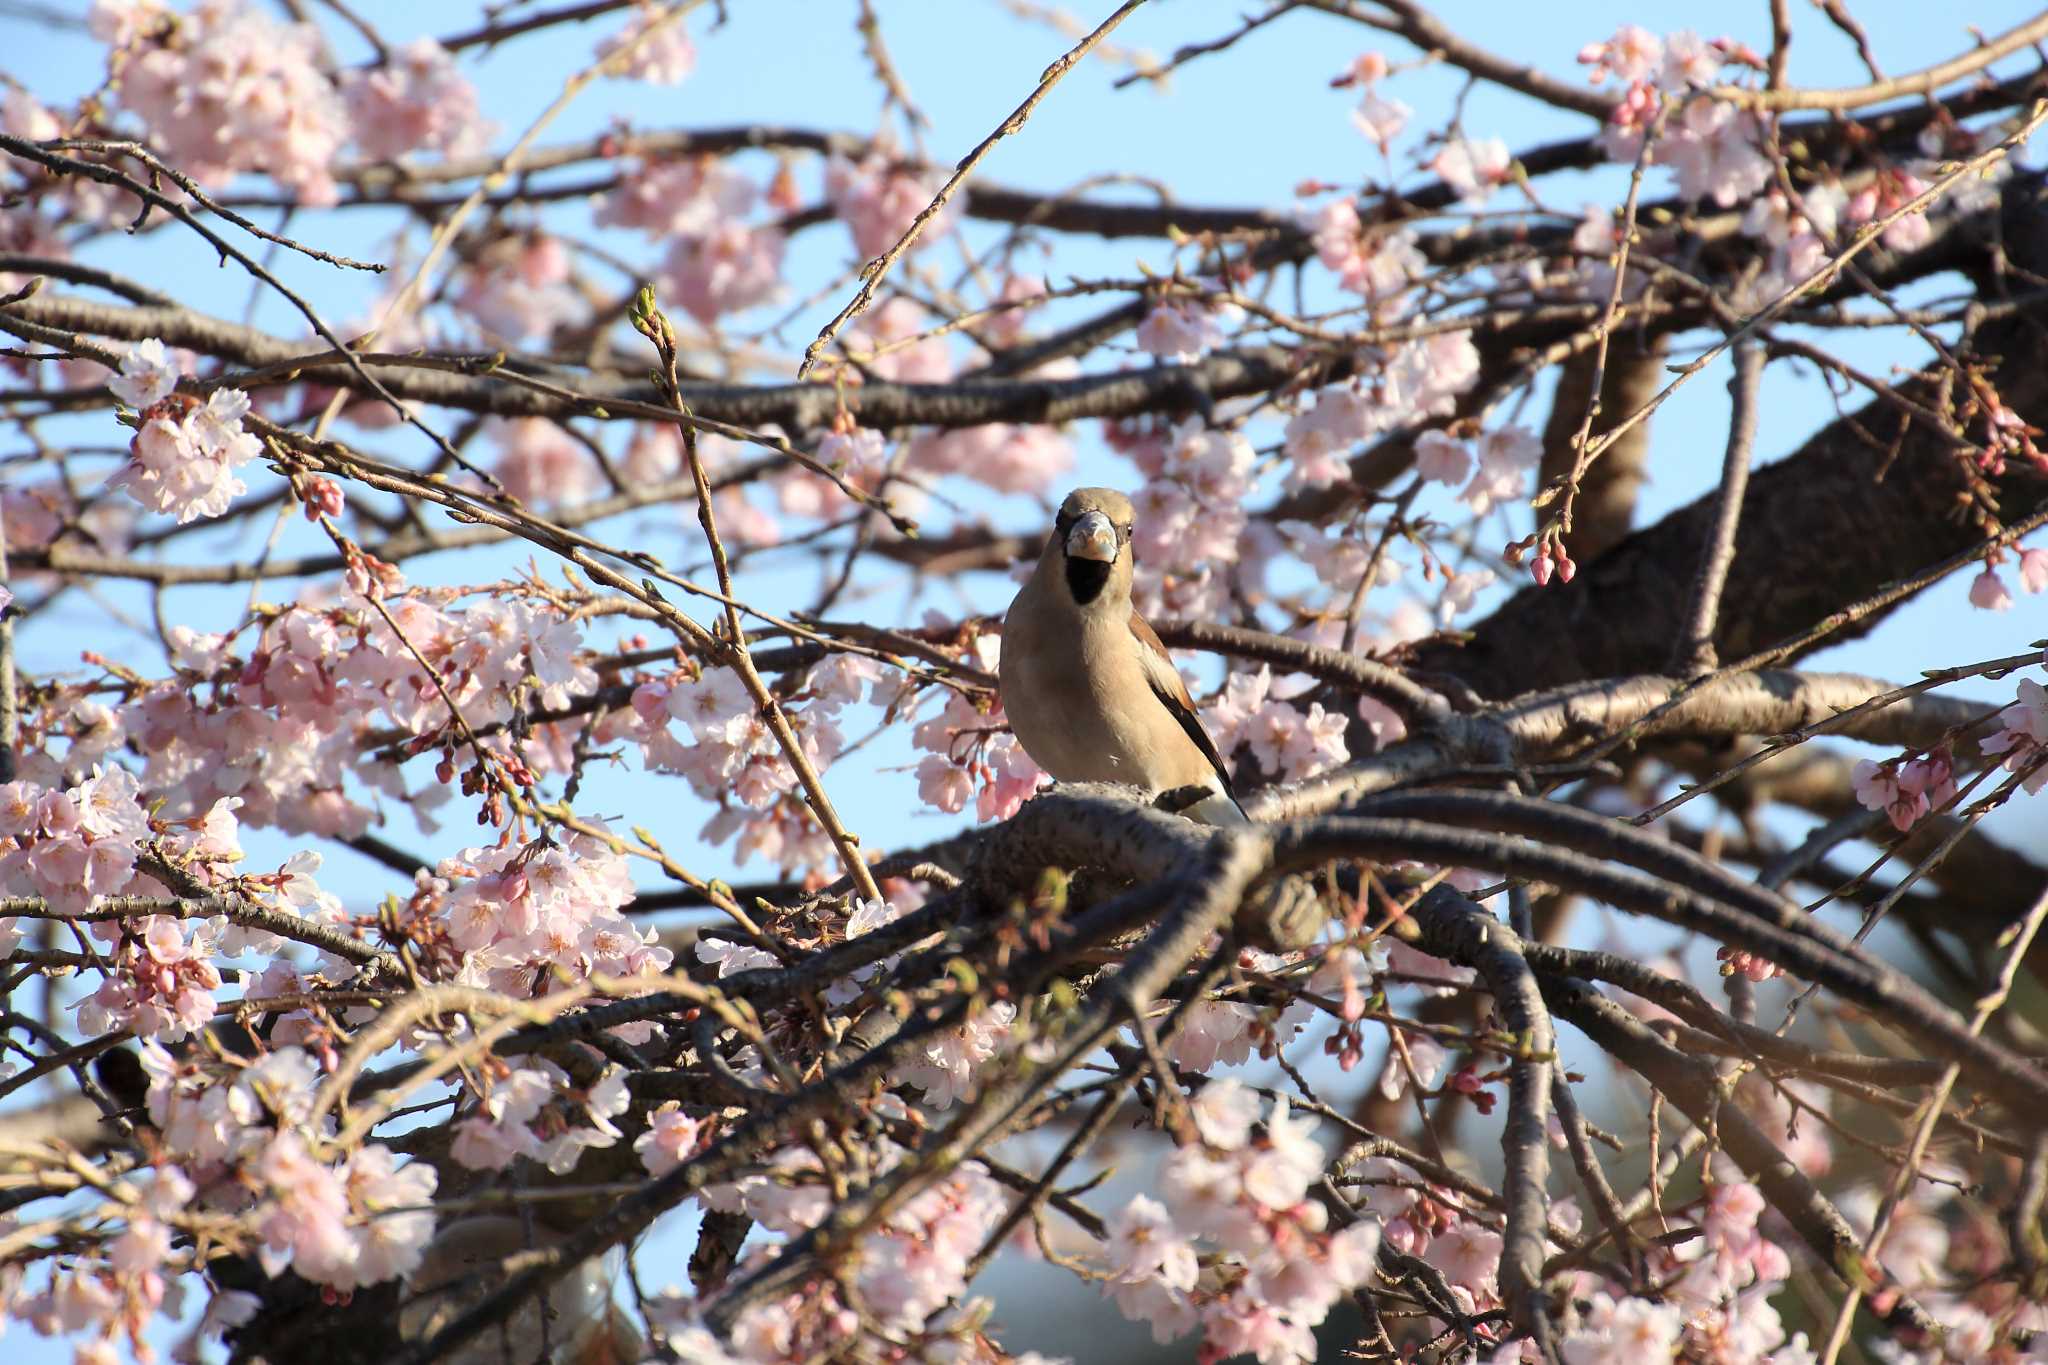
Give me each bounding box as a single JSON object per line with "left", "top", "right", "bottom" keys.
{"left": 1185, "top": 786, "right": 1251, "bottom": 826}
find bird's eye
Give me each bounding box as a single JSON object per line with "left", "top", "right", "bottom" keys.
{"left": 1119, "top": 523, "right": 1133, "bottom": 538}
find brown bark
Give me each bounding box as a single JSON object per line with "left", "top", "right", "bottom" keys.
{"left": 1417, "top": 180, "right": 2048, "bottom": 697}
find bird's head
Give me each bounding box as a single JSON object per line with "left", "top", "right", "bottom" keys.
{"left": 1049, "top": 486, "right": 1135, "bottom": 606}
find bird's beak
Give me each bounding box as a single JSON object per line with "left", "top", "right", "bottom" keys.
{"left": 1065, "top": 510, "right": 1119, "bottom": 564}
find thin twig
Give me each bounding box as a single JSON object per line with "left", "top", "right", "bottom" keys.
{"left": 1673, "top": 342, "right": 1764, "bottom": 675}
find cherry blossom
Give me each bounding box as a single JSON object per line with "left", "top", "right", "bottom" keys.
{"left": 107, "top": 384, "right": 262, "bottom": 523}
{"left": 341, "top": 38, "right": 489, "bottom": 162}
{"left": 1414, "top": 428, "right": 1472, "bottom": 485}
{"left": 1983, "top": 678, "right": 2048, "bottom": 794}
{"left": 1310, "top": 199, "right": 1425, "bottom": 304}
{"left": 1430, "top": 137, "right": 1512, "bottom": 206}
{"left": 1577, "top": 26, "right": 1663, "bottom": 85}
{"left": 661, "top": 222, "right": 787, "bottom": 324}
{"left": 892, "top": 1000, "right": 1016, "bottom": 1107}
{"left": 109, "top": 337, "right": 181, "bottom": 409}
{"left": 1970, "top": 566, "right": 2015, "bottom": 611}
{"left": 96, "top": 0, "right": 350, "bottom": 204}
{"left": 9, "top": 7, "right": 2044, "bottom": 1361}
{"left": 2019, "top": 547, "right": 2048, "bottom": 593}
{"left": 487, "top": 415, "right": 603, "bottom": 506}
{"left": 455, "top": 234, "right": 583, "bottom": 345}
{"left": 826, "top": 149, "right": 954, "bottom": 259}
{"left": 596, "top": 2, "right": 695, "bottom": 84}
{"left": 1283, "top": 383, "right": 1378, "bottom": 489}
{"left": 1136, "top": 296, "right": 1230, "bottom": 361}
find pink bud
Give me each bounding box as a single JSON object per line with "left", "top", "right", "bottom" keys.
{"left": 1556, "top": 553, "right": 1577, "bottom": 583}
{"left": 2020, "top": 548, "right": 2048, "bottom": 594}
{"left": 1969, "top": 567, "right": 2013, "bottom": 612}
{"left": 1531, "top": 552, "right": 1554, "bottom": 587}
{"left": 301, "top": 476, "right": 345, "bottom": 521}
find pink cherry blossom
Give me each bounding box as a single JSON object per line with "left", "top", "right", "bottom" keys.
{"left": 1578, "top": 26, "right": 1663, "bottom": 85}
{"left": 108, "top": 388, "right": 262, "bottom": 523}
{"left": 1561, "top": 1293, "right": 1683, "bottom": 1364}
{"left": 596, "top": 2, "right": 695, "bottom": 83}
{"left": 1414, "top": 429, "right": 1472, "bottom": 485}
{"left": 2019, "top": 547, "right": 2048, "bottom": 593}
{"left": 1969, "top": 566, "right": 2014, "bottom": 611}
{"left": 826, "top": 149, "right": 953, "bottom": 260}
{"left": 1135, "top": 298, "right": 1226, "bottom": 361}
{"left": 1310, "top": 199, "right": 1424, "bottom": 302}
{"left": 892, "top": 1001, "right": 1014, "bottom": 1107}
{"left": 487, "top": 416, "right": 602, "bottom": 506}
{"left": 110, "top": 338, "right": 180, "bottom": 409}
{"left": 1430, "top": 136, "right": 1512, "bottom": 206}
{"left": 341, "top": 38, "right": 488, "bottom": 161}
{"left": 635, "top": 1107, "right": 705, "bottom": 1176}
{"left": 99, "top": 0, "right": 349, "bottom": 204}
{"left": 455, "top": 234, "right": 583, "bottom": 344}
{"left": 1352, "top": 89, "right": 1411, "bottom": 153}
{"left": 1283, "top": 384, "right": 1377, "bottom": 489}
{"left": 661, "top": 223, "right": 787, "bottom": 324}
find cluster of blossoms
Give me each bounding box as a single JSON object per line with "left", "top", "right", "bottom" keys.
{"left": 1164, "top": 941, "right": 1380, "bottom": 1076}
{"left": 105, "top": 339, "right": 262, "bottom": 524}
{"left": 10, "top": 1162, "right": 248, "bottom": 1363}
{"left": 825, "top": 146, "right": 954, "bottom": 260}
{"left": 601, "top": 156, "right": 788, "bottom": 325}
{"left": 134, "top": 1043, "right": 437, "bottom": 1289}
{"left": 1983, "top": 669, "right": 2048, "bottom": 796}
{"left": 911, "top": 418, "right": 1076, "bottom": 497}
{"left": 83, "top": 0, "right": 659, "bottom": 206}
{"left": 1306, "top": 199, "right": 1426, "bottom": 309}
{"left": 1280, "top": 332, "right": 1482, "bottom": 492}
{"left": 339, "top": 37, "right": 488, "bottom": 161}
{"left": 429, "top": 828, "right": 670, "bottom": 1001}
{"left": 1100, "top": 1080, "right": 1384, "bottom": 1362}
{"left": 1337, "top": 51, "right": 1410, "bottom": 155}
{"left": 650, "top": 1102, "right": 1016, "bottom": 1357}
{"left": 1570, "top": 22, "right": 2007, "bottom": 314}
{"left": 819, "top": 296, "right": 1074, "bottom": 497}
{"left": 1135, "top": 287, "right": 1242, "bottom": 363}
{"left": 606, "top": 653, "right": 878, "bottom": 874}
{"left": 909, "top": 632, "right": 1045, "bottom": 822}
{"left": 1834, "top": 1165, "right": 2048, "bottom": 1363}
{"left": 1569, "top": 1174, "right": 1808, "bottom": 1364}
{"left": 113, "top": 591, "right": 595, "bottom": 839}
{"left": 450, "top": 1057, "right": 636, "bottom": 1173}
{"left": 485, "top": 413, "right": 604, "bottom": 505}
{"left": 789, "top": 420, "right": 894, "bottom": 521}
{"left": 92, "top": 0, "right": 351, "bottom": 202}
{"left": 596, "top": 1, "right": 697, "bottom": 85}
{"left": 1848, "top": 653, "right": 2048, "bottom": 853}
{"left": 1201, "top": 666, "right": 1349, "bottom": 786}
{"left": 1852, "top": 748, "right": 1961, "bottom": 832}
{"left": 455, "top": 233, "right": 584, "bottom": 346}
{"left": 1110, "top": 417, "right": 1258, "bottom": 621}
{"left": 1414, "top": 423, "right": 1544, "bottom": 518}
{"left": 0, "top": 765, "right": 257, "bottom": 1038}
{"left": 1969, "top": 547, "right": 2048, "bottom": 612}
{"left": 1430, "top": 136, "right": 1514, "bottom": 207}
{"left": 1579, "top": 26, "right": 1771, "bottom": 209}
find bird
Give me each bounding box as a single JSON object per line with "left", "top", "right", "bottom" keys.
{"left": 999, "top": 486, "right": 1247, "bottom": 826}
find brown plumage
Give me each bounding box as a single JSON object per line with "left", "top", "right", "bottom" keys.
{"left": 999, "top": 487, "right": 1246, "bottom": 824}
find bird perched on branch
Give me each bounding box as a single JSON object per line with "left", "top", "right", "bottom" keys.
{"left": 1000, "top": 486, "right": 1247, "bottom": 825}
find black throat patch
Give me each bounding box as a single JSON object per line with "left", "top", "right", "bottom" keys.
{"left": 1065, "top": 555, "right": 1112, "bottom": 605}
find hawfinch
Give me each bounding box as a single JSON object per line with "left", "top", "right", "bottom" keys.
{"left": 1000, "top": 487, "right": 1247, "bottom": 825}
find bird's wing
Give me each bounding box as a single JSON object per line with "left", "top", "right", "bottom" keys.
{"left": 1126, "top": 609, "right": 1239, "bottom": 801}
